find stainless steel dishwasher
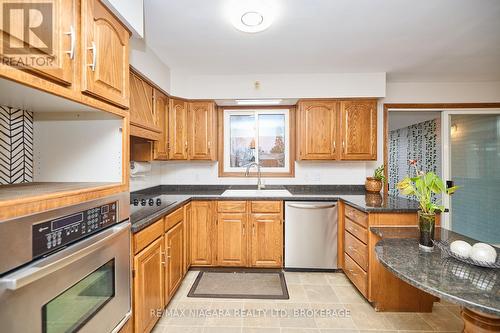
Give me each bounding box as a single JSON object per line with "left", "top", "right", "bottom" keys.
{"left": 284, "top": 201, "right": 338, "bottom": 270}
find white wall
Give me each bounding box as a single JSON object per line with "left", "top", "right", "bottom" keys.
{"left": 130, "top": 38, "right": 171, "bottom": 93}
{"left": 170, "top": 72, "right": 386, "bottom": 100}
{"left": 102, "top": 0, "right": 144, "bottom": 37}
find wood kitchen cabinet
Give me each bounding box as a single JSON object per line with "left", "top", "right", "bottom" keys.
{"left": 0, "top": 0, "right": 77, "bottom": 86}
{"left": 133, "top": 236, "right": 164, "bottom": 333}
{"left": 190, "top": 201, "right": 216, "bottom": 265}
{"left": 297, "top": 100, "right": 340, "bottom": 160}
{"left": 81, "top": 0, "right": 130, "bottom": 108}
{"left": 153, "top": 90, "right": 169, "bottom": 160}
{"left": 216, "top": 212, "right": 248, "bottom": 266}
{"left": 340, "top": 100, "right": 377, "bottom": 160}
{"left": 165, "top": 220, "right": 184, "bottom": 300}
{"left": 250, "top": 213, "right": 283, "bottom": 267}
{"left": 296, "top": 99, "right": 377, "bottom": 161}
{"left": 169, "top": 98, "right": 189, "bottom": 160}
{"left": 129, "top": 71, "right": 161, "bottom": 135}
{"left": 188, "top": 101, "right": 217, "bottom": 160}
{"left": 183, "top": 203, "right": 192, "bottom": 273}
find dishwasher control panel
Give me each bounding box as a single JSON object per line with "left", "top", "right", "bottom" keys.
{"left": 32, "top": 201, "right": 117, "bottom": 257}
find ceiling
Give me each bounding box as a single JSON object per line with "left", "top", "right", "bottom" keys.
{"left": 144, "top": 0, "right": 500, "bottom": 82}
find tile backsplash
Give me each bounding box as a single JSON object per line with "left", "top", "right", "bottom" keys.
{"left": 0, "top": 105, "right": 33, "bottom": 184}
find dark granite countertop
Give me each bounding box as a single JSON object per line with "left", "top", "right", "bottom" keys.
{"left": 130, "top": 185, "right": 421, "bottom": 233}
{"left": 374, "top": 227, "right": 500, "bottom": 316}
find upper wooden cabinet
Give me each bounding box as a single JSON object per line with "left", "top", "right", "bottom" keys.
{"left": 169, "top": 98, "right": 189, "bottom": 160}
{"left": 297, "top": 100, "right": 339, "bottom": 160}
{"left": 297, "top": 99, "right": 377, "bottom": 161}
{"left": 11, "top": 0, "right": 77, "bottom": 86}
{"left": 153, "top": 90, "right": 169, "bottom": 160}
{"left": 340, "top": 100, "right": 377, "bottom": 160}
{"left": 81, "top": 0, "right": 130, "bottom": 108}
{"left": 129, "top": 71, "right": 162, "bottom": 133}
{"left": 217, "top": 213, "right": 247, "bottom": 266}
{"left": 188, "top": 101, "right": 217, "bottom": 160}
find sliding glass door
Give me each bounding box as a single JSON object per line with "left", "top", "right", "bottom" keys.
{"left": 442, "top": 110, "right": 500, "bottom": 244}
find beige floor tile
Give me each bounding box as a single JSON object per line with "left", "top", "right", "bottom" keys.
{"left": 278, "top": 303, "right": 317, "bottom": 328}
{"left": 242, "top": 328, "right": 280, "bottom": 333}
{"left": 300, "top": 273, "right": 329, "bottom": 285}
{"left": 281, "top": 329, "right": 320, "bottom": 333}
{"left": 284, "top": 272, "right": 303, "bottom": 284}
{"left": 383, "top": 313, "right": 434, "bottom": 331}
{"left": 309, "top": 303, "right": 356, "bottom": 330}
{"left": 205, "top": 301, "right": 245, "bottom": 327}
{"left": 242, "top": 302, "right": 280, "bottom": 327}
{"left": 164, "top": 301, "right": 212, "bottom": 326}
{"left": 281, "top": 284, "right": 309, "bottom": 302}
{"left": 419, "top": 306, "right": 464, "bottom": 331}
{"left": 331, "top": 286, "right": 365, "bottom": 304}
{"left": 347, "top": 303, "right": 393, "bottom": 331}
{"left": 304, "top": 285, "right": 340, "bottom": 303}
{"left": 163, "top": 326, "right": 204, "bottom": 333}
{"left": 203, "top": 327, "right": 242, "bottom": 333}
{"left": 325, "top": 273, "right": 352, "bottom": 287}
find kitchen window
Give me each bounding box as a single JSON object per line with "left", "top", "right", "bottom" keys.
{"left": 221, "top": 108, "right": 294, "bottom": 177}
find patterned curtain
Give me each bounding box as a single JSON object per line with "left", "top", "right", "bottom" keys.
{"left": 0, "top": 106, "right": 34, "bottom": 184}
{"left": 388, "top": 118, "right": 441, "bottom": 198}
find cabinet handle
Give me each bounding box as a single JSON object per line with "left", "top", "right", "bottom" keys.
{"left": 161, "top": 251, "right": 166, "bottom": 266}
{"left": 333, "top": 141, "right": 336, "bottom": 152}
{"left": 207, "top": 141, "right": 211, "bottom": 153}
{"left": 252, "top": 224, "right": 255, "bottom": 236}
{"left": 347, "top": 269, "right": 358, "bottom": 276}
{"left": 185, "top": 141, "right": 188, "bottom": 153}
{"left": 64, "top": 25, "right": 75, "bottom": 60}
{"left": 88, "top": 41, "right": 96, "bottom": 71}
{"left": 242, "top": 225, "right": 245, "bottom": 236}
{"left": 342, "top": 140, "right": 345, "bottom": 153}
{"left": 348, "top": 245, "right": 361, "bottom": 255}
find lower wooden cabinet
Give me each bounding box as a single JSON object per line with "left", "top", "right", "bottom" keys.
{"left": 133, "top": 236, "right": 164, "bottom": 333}
{"left": 190, "top": 201, "right": 216, "bottom": 265}
{"left": 184, "top": 203, "right": 192, "bottom": 274}
{"left": 165, "top": 220, "right": 184, "bottom": 301}
{"left": 249, "top": 213, "right": 283, "bottom": 267}
{"left": 217, "top": 213, "right": 247, "bottom": 266}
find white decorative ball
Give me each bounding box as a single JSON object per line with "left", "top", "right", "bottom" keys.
{"left": 450, "top": 240, "right": 472, "bottom": 258}
{"left": 470, "top": 243, "right": 497, "bottom": 264}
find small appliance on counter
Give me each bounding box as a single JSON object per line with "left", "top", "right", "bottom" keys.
{"left": 284, "top": 201, "right": 338, "bottom": 270}
{"left": 0, "top": 192, "right": 131, "bottom": 333}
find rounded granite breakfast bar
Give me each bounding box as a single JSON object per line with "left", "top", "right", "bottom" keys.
{"left": 373, "top": 227, "right": 500, "bottom": 333}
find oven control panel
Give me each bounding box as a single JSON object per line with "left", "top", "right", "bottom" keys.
{"left": 32, "top": 201, "right": 118, "bottom": 257}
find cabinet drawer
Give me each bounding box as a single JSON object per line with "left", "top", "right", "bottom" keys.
{"left": 251, "top": 201, "right": 281, "bottom": 213}
{"left": 345, "top": 217, "right": 367, "bottom": 244}
{"left": 217, "top": 201, "right": 246, "bottom": 213}
{"left": 345, "top": 231, "right": 368, "bottom": 271}
{"left": 344, "top": 254, "right": 368, "bottom": 297}
{"left": 344, "top": 205, "right": 368, "bottom": 228}
{"left": 165, "top": 207, "right": 184, "bottom": 231}
{"left": 133, "top": 218, "right": 163, "bottom": 254}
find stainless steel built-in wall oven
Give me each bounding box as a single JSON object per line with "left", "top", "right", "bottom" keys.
{"left": 0, "top": 192, "right": 131, "bottom": 333}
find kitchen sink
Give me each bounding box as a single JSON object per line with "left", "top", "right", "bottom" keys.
{"left": 221, "top": 189, "right": 292, "bottom": 197}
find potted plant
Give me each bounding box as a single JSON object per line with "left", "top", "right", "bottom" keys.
{"left": 365, "top": 165, "right": 385, "bottom": 193}
{"left": 397, "top": 160, "right": 458, "bottom": 251}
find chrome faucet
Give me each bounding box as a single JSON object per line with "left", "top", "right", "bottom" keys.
{"left": 245, "top": 162, "right": 264, "bottom": 190}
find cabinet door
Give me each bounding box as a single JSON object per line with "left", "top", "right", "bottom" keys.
{"left": 129, "top": 72, "right": 161, "bottom": 132}
{"left": 1, "top": 0, "right": 76, "bottom": 86}
{"left": 133, "top": 237, "right": 164, "bottom": 333}
{"left": 250, "top": 213, "right": 283, "bottom": 267}
{"left": 188, "top": 101, "right": 216, "bottom": 160}
{"left": 217, "top": 213, "right": 247, "bottom": 266}
{"left": 340, "top": 100, "right": 377, "bottom": 160}
{"left": 297, "top": 100, "right": 339, "bottom": 160}
{"left": 82, "top": 0, "right": 130, "bottom": 108}
{"left": 169, "top": 98, "right": 188, "bottom": 160}
{"left": 165, "top": 221, "right": 184, "bottom": 301}
{"left": 153, "top": 90, "right": 169, "bottom": 160}
{"left": 183, "top": 203, "right": 192, "bottom": 273}
{"left": 190, "top": 201, "right": 215, "bottom": 266}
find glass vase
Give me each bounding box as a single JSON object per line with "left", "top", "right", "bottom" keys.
{"left": 418, "top": 211, "right": 436, "bottom": 251}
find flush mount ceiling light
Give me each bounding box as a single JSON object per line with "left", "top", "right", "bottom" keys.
{"left": 229, "top": 3, "right": 274, "bottom": 33}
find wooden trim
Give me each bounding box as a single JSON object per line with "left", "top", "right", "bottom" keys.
{"left": 382, "top": 102, "right": 500, "bottom": 194}
{"left": 218, "top": 106, "right": 296, "bottom": 178}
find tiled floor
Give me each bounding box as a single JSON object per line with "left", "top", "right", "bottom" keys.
{"left": 152, "top": 270, "right": 464, "bottom": 333}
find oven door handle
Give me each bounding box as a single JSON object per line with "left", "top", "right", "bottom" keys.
{"left": 286, "top": 203, "right": 337, "bottom": 209}
{"left": 0, "top": 222, "right": 130, "bottom": 291}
